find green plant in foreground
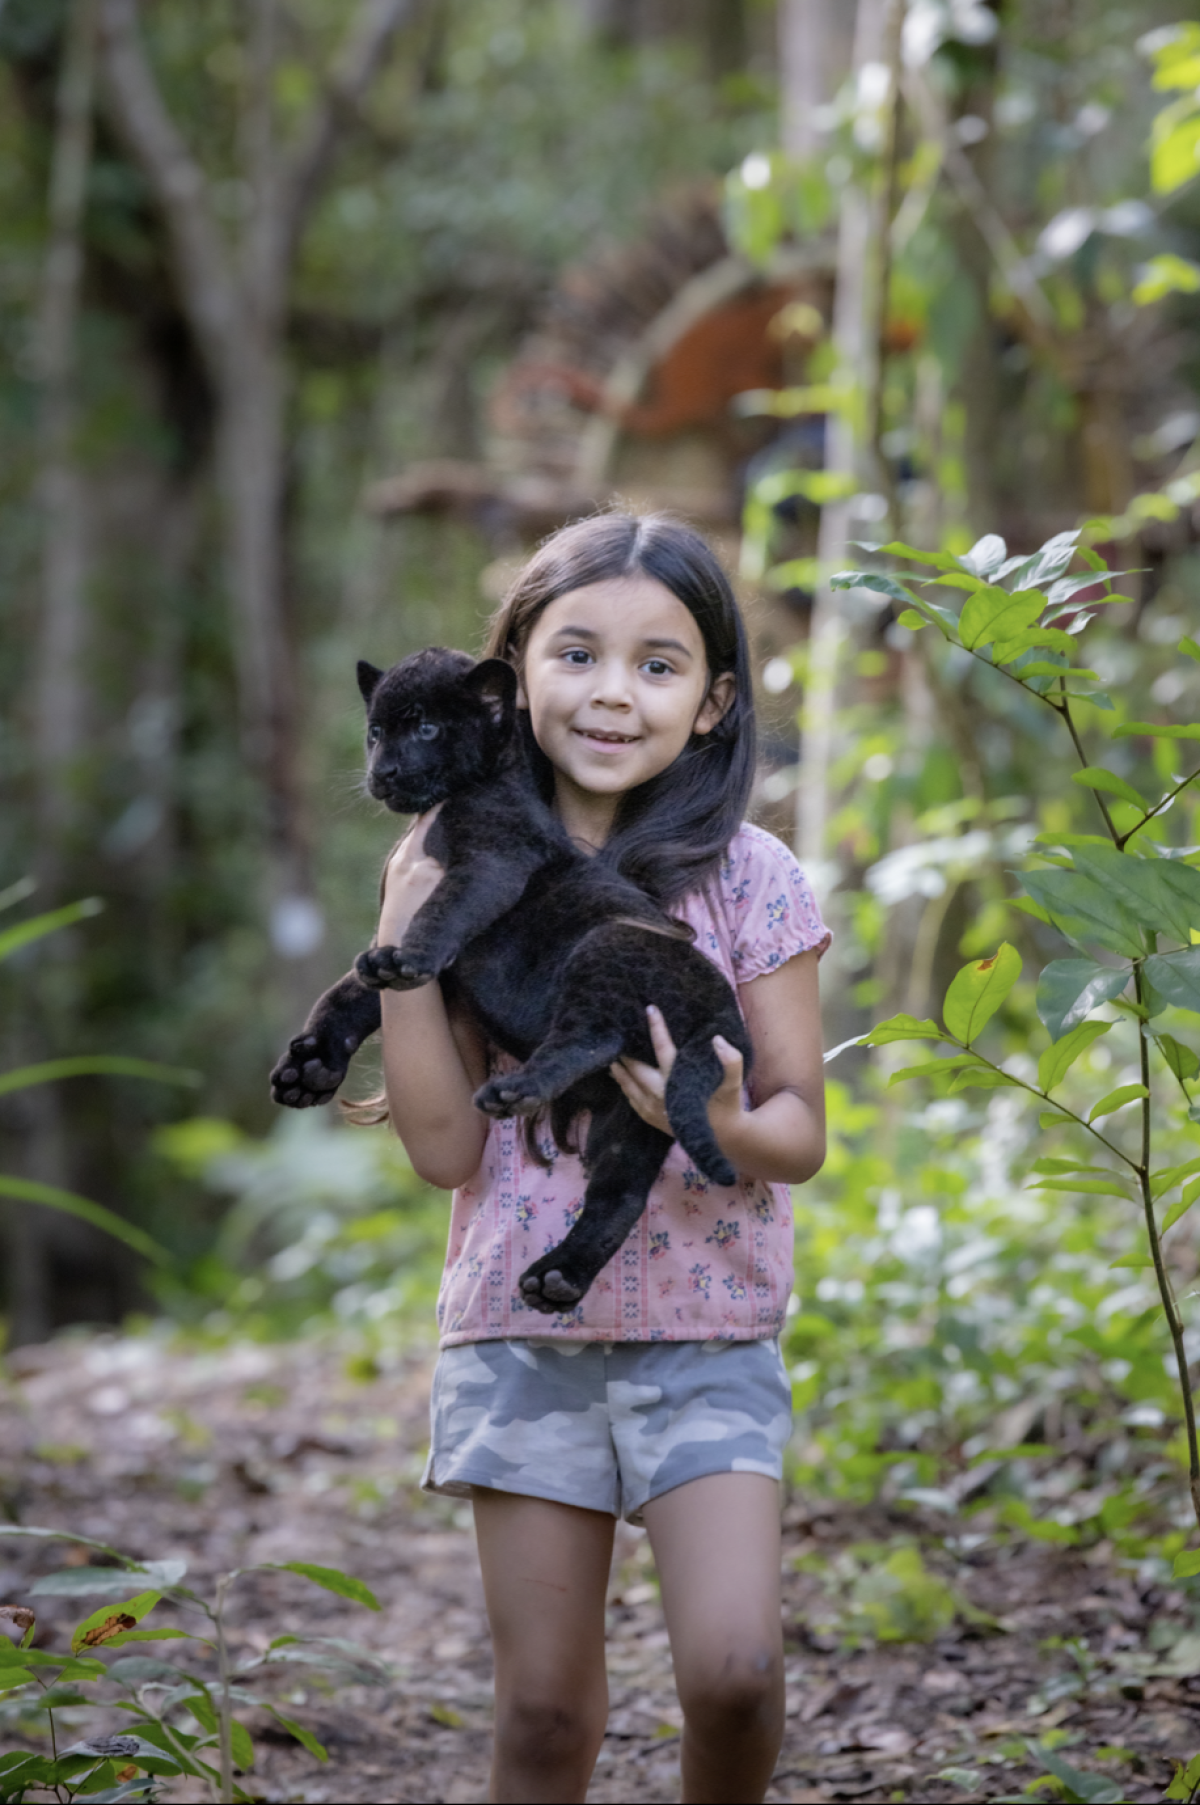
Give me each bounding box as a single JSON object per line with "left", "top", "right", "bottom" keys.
{"left": 0, "top": 1524, "right": 387, "bottom": 1803}
{"left": 832, "top": 530, "right": 1200, "bottom": 1563}
{"left": 0, "top": 881, "right": 197, "bottom": 1269}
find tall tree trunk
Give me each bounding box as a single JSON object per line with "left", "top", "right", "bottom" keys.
{"left": 794, "top": 0, "right": 894, "bottom": 867}
{"left": 8, "top": 0, "right": 98, "bottom": 1346}
{"left": 96, "top": 0, "right": 417, "bottom": 1010}
{"left": 779, "top": 0, "right": 854, "bottom": 161}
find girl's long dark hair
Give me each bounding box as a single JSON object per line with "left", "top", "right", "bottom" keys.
{"left": 485, "top": 511, "right": 756, "bottom": 907}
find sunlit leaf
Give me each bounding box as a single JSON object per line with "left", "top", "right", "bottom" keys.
{"left": 947, "top": 1066, "right": 1022, "bottom": 1092}
{"left": 887, "top": 1055, "right": 987, "bottom": 1087}
{"left": 942, "top": 944, "right": 1022, "bottom": 1044}
{"left": 1088, "top": 1083, "right": 1149, "bottom": 1122}
{"left": 960, "top": 533, "right": 1007, "bottom": 577}
{"left": 958, "top": 588, "right": 1042, "bottom": 652}
{"left": 1162, "top": 1177, "right": 1200, "bottom": 1232}
{"left": 1113, "top": 720, "right": 1200, "bottom": 741}
{"left": 1033, "top": 1177, "right": 1135, "bottom": 1198}
{"left": 1157, "top": 1033, "right": 1200, "bottom": 1081}
{"left": 1037, "top": 1019, "right": 1113, "bottom": 1093}
{"left": 860, "top": 1015, "right": 944, "bottom": 1045}
{"left": 1070, "top": 768, "right": 1147, "bottom": 809}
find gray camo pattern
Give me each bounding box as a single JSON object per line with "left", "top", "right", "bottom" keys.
{"left": 422, "top": 1335, "right": 791, "bottom": 1524}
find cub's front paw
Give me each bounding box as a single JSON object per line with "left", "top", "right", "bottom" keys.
{"left": 355, "top": 945, "right": 435, "bottom": 991}
{"left": 473, "top": 1073, "right": 546, "bottom": 1119}
{"left": 517, "top": 1253, "right": 588, "bottom": 1315}
{"left": 270, "top": 1031, "right": 353, "bottom": 1108}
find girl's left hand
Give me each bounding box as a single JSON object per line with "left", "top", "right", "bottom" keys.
{"left": 611, "top": 1004, "right": 745, "bottom": 1145}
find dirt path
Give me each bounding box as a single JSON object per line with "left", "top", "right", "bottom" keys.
{"left": 1, "top": 1330, "right": 1196, "bottom": 1802}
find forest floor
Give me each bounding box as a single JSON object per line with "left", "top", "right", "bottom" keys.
{"left": 1, "top": 1329, "right": 1197, "bottom": 1804}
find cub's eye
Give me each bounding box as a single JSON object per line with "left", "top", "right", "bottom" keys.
{"left": 417, "top": 721, "right": 439, "bottom": 740}
{"left": 367, "top": 724, "right": 382, "bottom": 743}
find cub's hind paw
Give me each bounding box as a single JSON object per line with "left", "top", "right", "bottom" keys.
{"left": 473, "top": 1074, "right": 545, "bottom": 1119}
{"left": 355, "top": 946, "right": 435, "bottom": 991}
{"left": 518, "top": 1264, "right": 585, "bottom": 1314}
{"left": 270, "top": 1034, "right": 348, "bottom": 1108}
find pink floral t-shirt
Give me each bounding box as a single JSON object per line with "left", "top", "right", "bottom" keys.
{"left": 435, "top": 823, "right": 830, "bottom": 1347}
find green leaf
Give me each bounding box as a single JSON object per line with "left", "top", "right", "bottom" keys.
{"left": 858, "top": 539, "right": 962, "bottom": 571}
{"left": 1019, "top": 867, "right": 1145, "bottom": 957}
{"left": 1024, "top": 528, "right": 1082, "bottom": 586}
{"left": 887, "top": 1054, "right": 986, "bottom": 1087}
{"left": 0, "top": 897, "right": 104, "bottom": 964}
{"left": 71, "top": 1591, "right": 161, "bottom": 1655}
{"left": 268, "top": 1563, "right": 381, "bottom": 1612}
{"left": 230, "top": 1718, "right": 255, "bottom": 1771}
{"left": 1033, "top": 1743, "right": 1125, "bottom": 1803}
{"left": 1174, "top": 1549, "right": 1200, "bottom": 1578}
{"left": 1089, "top": 1083, "right": 1149, "bottom": 1122}
{"left": 1033, "top": 1177, "right": 1135, "bottom": 1199}
{"left": 1151, "top": 1155, "right": 1200, "bottom": 1198}
{"left": 896, "top": 609, "right": 928, "bottom": 631}
{"left": 959, "top": 587, "right": 1043, "bottom": 653}
{"left": 0, "top": 1057, "right": 200, "bottom": 1102}
{"left": 1113, "top": 720, "right": 1200, "bottom": 741}
{"left": 0, "top": 1176, "right": 170, "bottom": 1266}
{"left": 265, "top": 1709, "right": 328, "bottom": 1762}
{"left": 1133, "top": 251, "right": 1200, "bottom": 303}
{"left": 1163, "top": 1177, "right": 1200, "bottom": 1232}
{"left": 1072, "top": 843, "right": 1200, "bottom": 945}
{"left": 860, "top": 1015, "right": 944, "bottom": 1045}
{"left": 960, "top": 532, "right": 1008, "bottom": 577}
{"left": 1036, "top": 958, "right": 1130, "bottom": 1041}
{"left": 1158, "top": 1032, "right": 1200, "bottom": 1081}
{"left": 1145, "top": 947, "right": 1200, "bottom": 1013}
{"left": 1180, "top": 636, "right": 1200, "bottom": 664}
{"left": 948, "top": 1066, "right": 1022, "bottom": 1092}
{"left": 1070, "top": 767, "right": 1147, "bottom": 809}
{"left": 1037, "top": 1019, "right": 1113, "bottom": 1092}
{"left": 942, "top": 944, "right": 1022, "bottom": 1044}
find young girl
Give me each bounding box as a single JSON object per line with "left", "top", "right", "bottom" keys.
{"left": 376, "top": 513, "right": 828, "bottom": 1805}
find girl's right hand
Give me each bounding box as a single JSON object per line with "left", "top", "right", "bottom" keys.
{"left": 377, "top": 805, "right": 445, "bottom": 945}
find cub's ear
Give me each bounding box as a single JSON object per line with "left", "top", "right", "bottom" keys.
{"left": 357, "top": 661, "right": 385, "bottom": 706}
{"left": 464, "top": 658, "right": 518, "bottom": 723}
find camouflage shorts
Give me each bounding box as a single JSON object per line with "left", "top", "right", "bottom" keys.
{"left": 421, "top": 1336, "right": 791, "bottom": 1525}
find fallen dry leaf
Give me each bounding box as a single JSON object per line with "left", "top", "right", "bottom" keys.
{"left": 80, "top": 1613, "right": 136, "bottom": 1647}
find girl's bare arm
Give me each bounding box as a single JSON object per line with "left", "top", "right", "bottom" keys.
{"left": 377, "top": 812, "right": 490, "bottom": 1188}
{"left": 611, "top": 947, "right": 826, "bottom": 1185}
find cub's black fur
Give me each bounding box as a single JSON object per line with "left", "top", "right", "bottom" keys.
{"left": 270, "top": 647, "right": 752, "bottom": 1314}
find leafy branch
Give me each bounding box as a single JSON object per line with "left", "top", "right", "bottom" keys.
{"left": 833, "top": 529, "right": 1200, "bottom": 1548}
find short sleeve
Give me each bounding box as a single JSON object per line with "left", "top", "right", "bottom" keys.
{"left": 716, "top": 824, "right": 831, "bottom": 984}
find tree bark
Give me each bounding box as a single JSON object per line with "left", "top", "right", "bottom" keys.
{"left": 95, "top": 0, "right": 416, "bottom": 978}
{"left": 9, "top": 0, "right": 98, "bottom": 1346}
{"left": 794, "top": 0, "right": 893, "bottom": 867}
{"left": 779, "top": 0, "right": 855, "bottom": 161}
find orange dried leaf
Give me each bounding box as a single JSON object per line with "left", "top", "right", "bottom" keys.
{"left": 81, "top": 1612, "right": 136, "bottom": 1647}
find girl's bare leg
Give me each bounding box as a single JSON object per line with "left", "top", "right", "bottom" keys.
{"left": 642, "top": 1473, "right": 785, "bottom": 1805}
{"left": 472, "top": 1489, "right": 615, "bottom": 1804}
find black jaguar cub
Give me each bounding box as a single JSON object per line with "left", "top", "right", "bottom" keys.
{"left": 270, "top": 647, "right": 752, "bottom": 1313}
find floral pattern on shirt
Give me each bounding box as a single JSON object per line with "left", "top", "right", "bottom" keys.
{"left": 435, "top": 822, "right": 830, "bottom": 1346}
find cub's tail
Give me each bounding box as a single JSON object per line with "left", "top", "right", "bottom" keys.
{"left": 664, "top": 1039, "right": 738, "bottom": 1189}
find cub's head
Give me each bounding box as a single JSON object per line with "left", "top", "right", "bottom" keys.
{"left": 357, "top": 648, "right": 519, "bottom": 813}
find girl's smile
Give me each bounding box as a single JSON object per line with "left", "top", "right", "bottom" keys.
{"left": 521, "top": 575, "right": 733, "bottom": 846}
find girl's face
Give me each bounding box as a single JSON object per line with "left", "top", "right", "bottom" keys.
{"left": 520, "top": 576, "right": 734, "bottom": 843}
